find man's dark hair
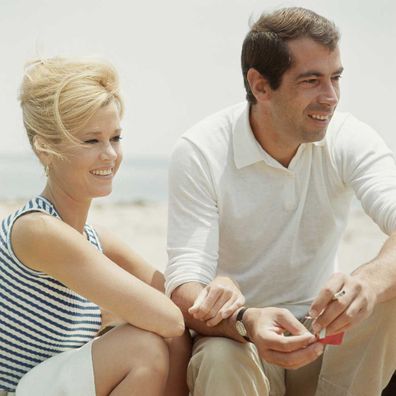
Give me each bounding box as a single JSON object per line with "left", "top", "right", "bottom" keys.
{"left": 241, "top": 7, "right": 340, "bottom": 104}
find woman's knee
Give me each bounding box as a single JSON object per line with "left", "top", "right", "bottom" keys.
{"left": 93, "top": 323, "right": 170, "bottom": 388}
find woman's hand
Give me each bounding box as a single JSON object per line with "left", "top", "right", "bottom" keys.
{"left": 188, "top": 276, "right": 245, "bottom": 327}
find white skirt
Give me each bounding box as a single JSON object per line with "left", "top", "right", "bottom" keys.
{"left": 15, "top": 340, "right": 96, "bottom": 396}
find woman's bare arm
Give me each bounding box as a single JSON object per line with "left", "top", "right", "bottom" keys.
{"left": 94, "top": 225, "right": 166, "bottom": 292}
{"left": 11, "top": 213, "right": 184, "bottom": 338}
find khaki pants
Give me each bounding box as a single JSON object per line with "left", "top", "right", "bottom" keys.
{"left": 187, "top": 299, "right": 396, "bottom": 396}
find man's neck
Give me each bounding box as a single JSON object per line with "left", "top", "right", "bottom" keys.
{"left": 249, "top": 105, "right": 299, "bottom": 168}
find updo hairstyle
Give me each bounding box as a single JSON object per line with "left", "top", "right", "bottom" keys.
{"left": 19, "top": 57, "right": 124, "bottom": 160}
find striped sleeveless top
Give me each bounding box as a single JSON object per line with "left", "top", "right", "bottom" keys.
{"left": 0, "top": 196, "right": 102, "bottom": 392}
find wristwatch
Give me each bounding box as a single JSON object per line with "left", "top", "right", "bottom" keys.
{"left": 235, "top": 307, "right": 251, "bottom": 342}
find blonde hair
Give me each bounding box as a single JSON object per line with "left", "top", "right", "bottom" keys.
{"left": 19, "top": 57, "right": 124, "bottom": 159}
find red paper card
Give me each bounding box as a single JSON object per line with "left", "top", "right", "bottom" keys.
{"left": 318, "top": 332, "right": 344, "bottom": 345}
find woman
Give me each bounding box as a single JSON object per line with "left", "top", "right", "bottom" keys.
{"left": 0, "top": 57, "right": 192, "bottom": 396}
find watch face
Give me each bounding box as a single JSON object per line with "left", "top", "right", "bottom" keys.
{"left": 236, "top": 321, "right": 247, "bottom": 337}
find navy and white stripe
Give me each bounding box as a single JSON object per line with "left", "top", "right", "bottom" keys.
{"left": 0, "top": 196, "right": 102, "bottom": 392}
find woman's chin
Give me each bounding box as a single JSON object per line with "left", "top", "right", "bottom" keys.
{"left": 92, "top": 188, "right": 113, "bottom": 199}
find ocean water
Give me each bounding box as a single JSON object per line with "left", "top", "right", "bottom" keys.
{"left": 1, "top": 151, "right": 364, "bottom": 209}
{"left": 0, "top": 152, "right": 168, "bottom": 203}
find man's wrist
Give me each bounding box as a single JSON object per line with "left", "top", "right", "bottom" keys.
{"left": 234, "top": 307, "right": 250, "bottom": 341}
{"left": 232, "top": 307, "right": 258, "bottom": 343}
{"left": 242, "top": 307, "right": 260, "bottom": 342}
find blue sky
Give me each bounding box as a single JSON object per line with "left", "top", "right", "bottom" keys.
{"left": 1, "top": 0, "right": 395, "bottom": 157}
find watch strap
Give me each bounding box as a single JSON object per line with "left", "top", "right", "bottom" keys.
{"left": 236, "top": 307, "right": 250, "bottom": 342}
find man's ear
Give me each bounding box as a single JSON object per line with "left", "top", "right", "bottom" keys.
{"left": 33, "top": 135, "right": 52, "bottom": 167}
{"left": 247, "top": 68, "right": 272, "bottom": 103}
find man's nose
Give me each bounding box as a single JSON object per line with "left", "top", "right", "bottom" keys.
{"left": 318, "top": 81, "right": 339, "bottom": 106}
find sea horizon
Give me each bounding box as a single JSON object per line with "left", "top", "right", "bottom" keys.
{"left": 0, "top": 151, "right": 169, "bottom": 204}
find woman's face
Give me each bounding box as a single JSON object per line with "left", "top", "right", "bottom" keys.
{"left": 48, "top": 101, "right": 123, "bottom": 201}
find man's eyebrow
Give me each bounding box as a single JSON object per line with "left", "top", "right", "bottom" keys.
{"left": 296, "top": 67, "right": 344, "bottom": 80}
{"left": 296, "top": 71, "right": 322, "bottom": 79}
{"left": 335, "top": 67, "right": 344, "bottom": 74}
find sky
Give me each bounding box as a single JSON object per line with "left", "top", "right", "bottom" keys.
{"left": 0, "top": 0, "right": 395, "bottom": 158}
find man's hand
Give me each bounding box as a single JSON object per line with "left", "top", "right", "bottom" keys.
{"left": 188, "top": 276, "right": 245, "bottom": 327}
{"left": 309, "top": 272, "right": 377, "bottom": 336}
{"left": 244, "top": 307, "right": 324, "bottom": 369}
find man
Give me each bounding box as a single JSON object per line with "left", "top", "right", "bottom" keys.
{"left": 165, "top": 7, "right": 396, "bottom": 396}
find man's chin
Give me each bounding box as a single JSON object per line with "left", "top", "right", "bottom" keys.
{"left": 302, "top": 129, "right": 327, "bottom": 143}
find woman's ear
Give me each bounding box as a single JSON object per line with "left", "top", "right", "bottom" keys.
{"left": 246, "top": 68, "right": 272, "bottom": 103}
{"left": 33, "top": 135, "right": 52, "bottom": 167}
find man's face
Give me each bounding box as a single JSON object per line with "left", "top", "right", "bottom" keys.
{"left": 267, "top": 37, "right": 343, "bottom": 146}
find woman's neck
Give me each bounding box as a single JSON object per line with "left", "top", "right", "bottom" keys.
{"left": 40, "top": 183, "right": 91, "bottom": 234}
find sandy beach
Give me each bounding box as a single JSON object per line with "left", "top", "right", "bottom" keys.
{"left": 0, "top": 200, "right": 387, "bottom": 275}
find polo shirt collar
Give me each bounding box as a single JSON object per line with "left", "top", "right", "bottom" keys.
{"left": 312, "top": 138, "right": 326, "bottom": 147}
{"left": 232, "top": 103, "right": 326, "bottom": 169}
{"left": 233, "top": 104, "right": 267, "bottom": 169}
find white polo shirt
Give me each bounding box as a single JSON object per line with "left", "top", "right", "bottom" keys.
{"left": 165, "top": 103, "right": 396, "bottom": 317}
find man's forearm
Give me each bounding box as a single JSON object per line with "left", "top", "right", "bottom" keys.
{"left": 353, "top": 231, "right": 396, "bottom": 303}
{"left": 171, "top": 282, "right": 247, "bottom": 342}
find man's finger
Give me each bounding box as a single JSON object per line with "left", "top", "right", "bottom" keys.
{"left": 264, "top": 331, "right": 316, "bottom": 353}
{"left": 325, "top": 299, "right": 366, "bottom": 335}
{"left": 219, "top": 295, "right": 245, "bottom": 319}
{"left": 264, "top": 341, "right": 324, "bottom": 369}
{"left": 189, "top": 288, "right": 209, "bottom": 314}
{"left": 189, "top": 287, "right": 222, "bottom": 319}
{"left": 311, "top": 290, "right": 353, "bottom": 333}
{"left": 276, "top": 310, "right": 314, "bottom": 336}
{"left": 309, "top": 273, "right": 345, "bottom": 318}
{"left": 206, "top": 294, "right": 244, "bottom": 326}
{"left": 202, "top": 292, "right": 230, "bottom": 321}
